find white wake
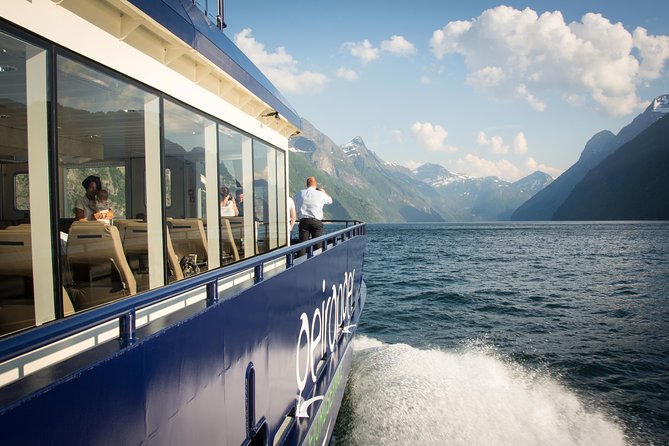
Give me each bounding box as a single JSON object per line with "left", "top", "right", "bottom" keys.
{"left": 336, "top": 336, "right": 627, "bottom": 446}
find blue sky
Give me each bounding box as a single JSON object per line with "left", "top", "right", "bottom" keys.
{"left": 224, "top": 1, "right": 669, "bottom": 181}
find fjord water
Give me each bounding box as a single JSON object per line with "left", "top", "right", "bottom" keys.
{"left": 334, "top": 222, "right": 669, "bottom": 445}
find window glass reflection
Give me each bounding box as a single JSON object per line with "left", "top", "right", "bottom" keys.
{"left": 164, "top": 100, "right": 216, "bottom": 279}
{"left": 218, "top": 124, "right": 251, "bottom": 262}
{"left": 56, "top": 55, "right": 158, "bottom": 311}
{"left": 0, "top": 31, "right": 48, "bottom": 336}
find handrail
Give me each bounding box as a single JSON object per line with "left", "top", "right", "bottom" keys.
{"left": 0, "top": 222, "right": 366, "bottom": 364}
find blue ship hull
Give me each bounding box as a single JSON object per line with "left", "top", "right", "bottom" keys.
{"left": 0, "top": 234, "right": 365, "bottom": 445}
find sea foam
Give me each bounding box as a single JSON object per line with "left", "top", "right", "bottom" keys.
{"left": 335, "top": 335, "right": 626, "bottom": 446}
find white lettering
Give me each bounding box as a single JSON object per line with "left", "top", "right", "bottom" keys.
{"left": 295, "top": 269, "right": 357, "bottom": 392}
{"left": 296, "top": 313, "right": 310, "bottom": 393}
{"left": 310, "top": 307, "right": 322, "bottom": 382}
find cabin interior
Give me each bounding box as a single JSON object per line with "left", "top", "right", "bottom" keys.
{"left": 0, "top": 28, "right": 290, "bottom": 337}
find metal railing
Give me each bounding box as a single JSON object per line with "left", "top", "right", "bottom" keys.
{"left": 0, "top": 221, "right": 365, "bottom": 365}
{"left": 193, "top": 0, "right": 226, "bottom": 29}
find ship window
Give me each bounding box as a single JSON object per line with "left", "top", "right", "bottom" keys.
{"left": 56, "top": 55, "right": 162, "bottom": 311}
{"left": 276, "top": 151, "right": 287, "bottom": 246}
{"left": 253, "top": 141, "right": 282, "bottom": 253}
{"left": 163, "top": 99, "right": 219, "bottom": 280}
{"left": 0, "top": 31, "right": 52, "bottom": 337}
{"left": 218, "top": 124, "right": 252, "bottom": 261}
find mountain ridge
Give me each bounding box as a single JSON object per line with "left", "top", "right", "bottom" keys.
{"left": 512, "top": 94, "right": 669, "bottom": 221}
{"left": 289, "top": 121, "right": 552, "bottom": 222}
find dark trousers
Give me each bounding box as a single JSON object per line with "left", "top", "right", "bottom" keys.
{"left": 298, "top": 218, "right": 323, "bottom": 255}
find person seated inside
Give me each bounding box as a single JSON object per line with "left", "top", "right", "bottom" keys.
{"left": 74, "top": 175, "right": 101, "bottom": 221}
{"left": 220, "top": 186, "right": 239, "bottom": 217}
{"left": 73, "top": 175, "right": 113, "bottom": 222}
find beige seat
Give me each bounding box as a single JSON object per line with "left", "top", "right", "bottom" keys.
{"left": 67, "top": 222, "right": 136, "bottom": 311}
{"left": 113, "top": 219, "right": 142, "bottom": 240}
{"left": 225, "top": 216, "right": 246, "bottom": 257}
{"left": 221, "top": 218, "right": 240, "bottom": 263}
{"left": 168, "top": 218, "right": 208, "bottom": 270}
{"left": 0, "top": 229, "right": 75, "bottom": 335}
{"left": 165, "top": 228, "right": 184, "bottom": 282}
{"left": 119, "top": 220, "right": 151, "bottom": 291}
{"left": 0, "top": 227, "right": 33, "bottom": 277}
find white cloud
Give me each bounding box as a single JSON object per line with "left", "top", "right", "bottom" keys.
{"left": 447, "top": 154, "right": 520, "bottom": 180}
{"left": 444, "top": 152, "right": 563, "bottom": 181}
{"left": 391, "top": 129, "right": 403, "bottom": 144}
{"left": 513, "top": 132, "right": 528, "bottom": 155}
{"left": 403, "top": 160, "right": 423, "bottom": 170}
{"left": 477, "top": 131, "right": 509, "bottom": 155}
{"left": 525, "top": 157, "right": 562, "bottom": 178}
{"left": 429, "top": 6, "right": 669, "bottom": 116}
{"left": 420, "top": 75, "right": 431, "bottom": 85}
{"left": 381, "top": 35, "right": 416, "bottom": 55}
{"left": 336, "top": 67, "right": 359, "bottom": 81}
{"left": 343, "top": 39, "right": 380, "bottom": 63}
{"left": 411, "top": 122, "right": 458, "bottom": 153}
{"left": 235, "top": 29, "right": 327, "bottom": 94}
{"left": 634, "top": 27, "right": 669, "bottom": 80}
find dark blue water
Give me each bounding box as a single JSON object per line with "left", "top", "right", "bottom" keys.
{"left": 334, "top": 222, "right": 669, "bottom": 445}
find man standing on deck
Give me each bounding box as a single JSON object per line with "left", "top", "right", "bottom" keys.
{"left": 294, "top": 176, "right": 332, "bottom": 244}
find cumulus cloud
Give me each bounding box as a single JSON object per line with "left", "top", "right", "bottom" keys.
{"left": 336, "top": 67, "right": 359, "bottom": 81}
{"left": 477, "top": 131, "right": 509, "bottom": 155}
{"left": 235, "top": 29, "right": 327, "bottom": 94}
{"left": 343, "top": 39, "right": 380, "bottom": 63}
{"left": 411, "top": 122, "right": 458, "bottom": 153}
{"left": 420, "top": 75, "right": 432, "bottom": 85}
{"left": 381, "top": 35, "right": 416, "bottom": 55}
{"left": 513, "top": 132, "right": 528, "bottom": 155}
{"left": 525, "top": 157, "right": 562, "bottom": 178}
{"left": 403, "top": 160, "right": 423, "bottom": 170}
{"left": 447, "top": 154, "right": 520, "bottom": 180}
{"left": 429, "top": 6, "right": 669, "bottom": 116}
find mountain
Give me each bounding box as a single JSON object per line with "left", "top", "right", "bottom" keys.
{"left": 289, "top": 119, "right": 553, "bottom": 222}
{"left": 511, "top": 94, "right": 669, "bottom": 220}
{"left": 553, "top": 113, "right": 669, "bottom": 220}
{"left": 290, "top": 120, "right": 445, "bottom": 222}
{"left": 410, "top": 164, "right": 553, "bottom": 221}
{"left": 513, "top": 171, "right": 554, "bottom": 195}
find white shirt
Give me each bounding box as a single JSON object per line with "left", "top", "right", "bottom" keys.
{"left": 287, "top": 196, "right": 296, "bottom": 230}
{"left": 220, "top": 201, "right": 236, "bottom": 216}
{"left": 74, "top": 195, "right": 97, "bottom": 219}
{"left": 294, "top": 187, "right": 332, "bottom": 220}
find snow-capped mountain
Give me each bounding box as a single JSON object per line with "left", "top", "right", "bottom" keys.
{"left": 341, "top": 136, "right": 364, "bottom": 158}
{"left": 513, "top": 94, "right": 669, "bottom": 221}
{"left": 512, "top": 171, "right": 554, "bottom": 194}
{"left": 651, "top": 94, "right": 669, "bottom": 114}
{"left": 412, "top": 163, "right": 471, "bottom": 187}
{"left": 288, "top": 119, "right": 554, "bottom": 222}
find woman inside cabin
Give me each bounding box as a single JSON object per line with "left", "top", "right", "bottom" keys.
{"left": 220, "top": 186, "right": 239, "bottom": 217}
{"left": 74, "top": 175, "right": 114, "bottom": 221}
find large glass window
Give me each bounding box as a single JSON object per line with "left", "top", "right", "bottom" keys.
{"left": 0, "top": 26, "right": 291, "bottom": 336}
{"left": 276, "top": 150, "right": 287, "bottom": 247}
{"left": 164, "top": 100, "right": 219, "bottom": 280}
{"left": 0, "top": 31, "right": 51, "bottom": 336}
{"left": 253, "top": 141, "right": 284, "bottom": 253}
{"left": 218, "top": 124, "right": 253, "bottom": 261}
{"left": 56, "top": 55, "right": 160, "bottom": 311}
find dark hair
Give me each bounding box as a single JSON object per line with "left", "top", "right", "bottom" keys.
{"left": 220, "top": 186, "right": 230, "bottom": 198}
{"left": 235, "top": 189, "right": 243, "bottom": 197}
{"left": 82, "top": 175, "right": 101, "bottom": 191}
